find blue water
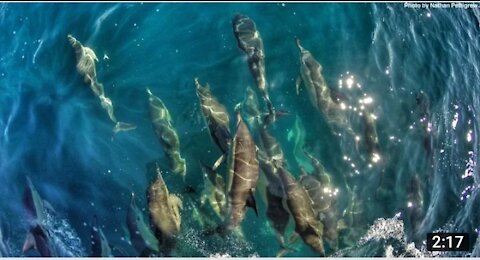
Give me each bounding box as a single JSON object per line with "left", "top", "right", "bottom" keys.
{"left": 1, "top": 2, "right": 480, "bottom": 257}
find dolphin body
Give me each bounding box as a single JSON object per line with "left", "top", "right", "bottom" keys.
{"left": 278, "top": 167, "right": 325, "bottom": 256}
{"left": 147, "top": 163, "right": 183, "bottom": 256}
{"left": 147, "top": 88, "right": 186, "bottom": 178}
{"left": 299, "top": 174, "right": 340, "bottom": 251}
{"left": 216, "top": 111, "right": 259, "bottom": 235}
{"left": 295, "top": 38, "right": 348, "bottom": 131}
{"left": 361, "top": 111, "right": 381, "bottom": 163}
{"left": 240, "top": 85, "right": 291, "bottom": 251}
{"left": 90, "top": 216, "right": 113, "bottom": 257}
{"left": 199, "top": 161, "right": 227, "bottom": 219}
{"left": 67, "top": 35, "right": 136, "bottom": 134}
{"left": 302, "top": 150, "right": 343, "bottom": 249}
{"left": 232, "top": 14, "right": 275, "bottom": 118}
{"left": 126, "top": 194, "right": 160, "bottom": 257}
{"left": 405, "top": 174, "right": 425, "bottom": 247}
{"left": 195, "top": 78, "right": 232, "bottom": 170}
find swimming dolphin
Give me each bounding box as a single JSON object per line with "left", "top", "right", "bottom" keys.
{"left": 405, "top": 174, "right": 425, "bottom": 247}
{"left": 240, "top": 87, "right": 292, "bottom": 252}
{"left": 90, "top": 215, "right": 113, "bottom": 257}
{"left": 213, "top": 111, "right": 259, "bottom": 235}
{"left": 126, "top": 194, "right": 159, "bottom": 257}
{"left": 295, "top": 38, "right": 348, "bottom": 130}
{"left": 299, "top": 173, "right": 340, "bottom": 251}
{"left": 147, "top": 88, "right": 186, "bottom": 178}
{"left": 415, "top": 91, "right": 434, "bottom": 161}
{"left": 195, "top": 78, "right": 232, "bottom": 170}
{"left": 257, "top": 150, "right": 291, "bottom": 249}
{"left": 147, "top": 163, "right": 183, "bottom": 256}
{"left": 361, "top": 111, "right": 381, "bottom": 164}
{"left": 22, "top": 178, "right": 56, "bottom": 257}
{"left": 67, "top": 35, "right": 136, "bottom": 135}
{"left": 199, "top": 161, "right": 227, "bottom": 219}
{"left": 278, "top": 166, "right": 325, "bottom": 256}
{"left": 232, "top": 14, "right": 275, "bottom": 118}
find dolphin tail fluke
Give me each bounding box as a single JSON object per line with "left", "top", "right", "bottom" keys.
{"left": 22, "top": 232, "right": 36, "bottom": 253}
{"left": 113, "top": 122, "right": 137, "bottom": 135}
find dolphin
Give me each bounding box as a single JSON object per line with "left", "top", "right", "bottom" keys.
{"left": 416, "top": 91, "right": 434, "bottom": 161}
{"left": 361, "top": 111, "right": 381, "bottom": 163}
{"left": 299, "top": 173, "right": 340, "bottom": 251}
{"left": 405, "top": 174, "right": 425, "bottom": 247}
{"left": 278, "top": 166, "right": 325, "bottom": 256}
{"left": 241, "top": 87, "right": 292, "bottom": 252}
{"left": 22, "top": 178, "right": 55, "bottom": 257}
{"left": 232, "top": 14, "right": 275, "bottom": 118}
{"left": 67, "top": 35, "right": 136, "bottom": 134}
{"left": 266, "top": 184, "right": 291, "bottom": 254}
{"left": 257, "top": 150, "right": 291, "bottom": 249}
{"left": 215, "top": 111, "right": 259, "bottom": 235}
{"left": 147, "top": 88, "right": 186, "bottom": 178}
{"left": 295, "top": 38, "right": 348, "bottom": 130}
{"left": 90, "top": 215, "right": 113, "bottom": 257}
{"left": 199, "top": 161, "right": 227, "bottom": 219}
{"left": 147, "top": 163, "right": 183, "bottom": 256}
{"left": 195, "top": 78, "right": 232, "bottom": 170}
{"left": 126, "top": 194, "right": 159, "bottom": 257}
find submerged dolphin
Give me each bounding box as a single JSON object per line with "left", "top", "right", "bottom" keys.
{"left": 90, "top": 216, "right": 113, "bottom": 257}
{"left": 405, "top": 174, "right": 425, "bottom": 246}
{"left": 299, "top": 172, "right": 341, "bottom": 251}
{"left": 147, "top": 88, "right": 186, "bottom": 177}
{"left": 278, "top": 167, "right": 325, "bottom": 256}
{"left": 126, "top": 194, "right": 160, "bottom": 257}
{"left": 147, "top": 163, "right": 183, "bottom": 256}
{"left": 361, "top": 111, "right": 381, "bottom": 163}
{"left": 67, "top": 35, "right": 136, "bottom": 135}
{"left": 195, "top": 78, "right": 232, "bottom": 169}
{"left": 199, "top": 161, "right": 227, "bottom": 219}
{"left": 232, "top": 14, "right": 275, "bottom": 117}
{"left": 213, "top": 111, "right": 259, "bottom": 235}
{"left": 416, "top": 91, "right": 434, "bottom": 161}
{"left": 22, "top": 178, "right": 56, "bottom": 257}
{"left": 295, "top": 38, "right": 348, "bottom": 130}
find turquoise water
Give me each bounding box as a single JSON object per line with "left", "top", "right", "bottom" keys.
{"left": 0, "top": 2, "right": 480, "bottom": 257}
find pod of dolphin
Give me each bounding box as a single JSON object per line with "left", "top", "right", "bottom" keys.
{"left": 5, "top": 13, "right": 430, "bottom": 257}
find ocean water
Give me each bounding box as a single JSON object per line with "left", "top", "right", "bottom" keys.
{"left": 0, "top": 2, "right": 480, "bottom": 257}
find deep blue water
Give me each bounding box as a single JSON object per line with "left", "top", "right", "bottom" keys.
{"left": 1, "top": 2, "right": 480, "bottom": 257}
